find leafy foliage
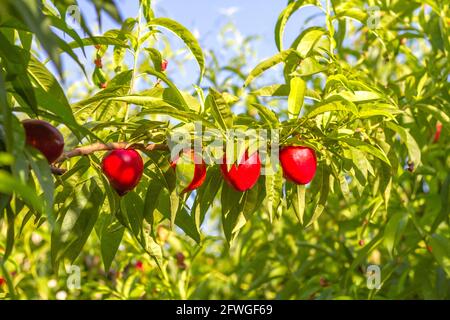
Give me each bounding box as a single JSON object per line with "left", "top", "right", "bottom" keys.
{"left": 0, "top": 0, "right": 449, "bottom": 299}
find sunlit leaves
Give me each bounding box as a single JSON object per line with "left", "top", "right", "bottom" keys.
{"left": 206, "top": 89, "right": 233, "bottom": 131}
{"left": 147, "top": 18, "right": 205, "bottom": 79}
{"left": 274, "top": 1, "right": 315, "bottom": 51}
{"left": 244, "top": 49, "right": 298, "bottom": 87}
{"left": 287, "top": 77, "right": 306, "bottom": 119}
{"left": 51, "top": 179, "right": 105, "bottom": 266}
{"left": 385, "top": 122, "right": 421, "bottom": 166}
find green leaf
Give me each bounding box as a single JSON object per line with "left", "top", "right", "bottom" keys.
{"left": 68, "top": 36, "right": 129, "bottom": 49}
{"left": 120, "top": 192, "right": 145, "bottom": 241}
{"left": 27, "top": 56, "right": 68, "bottom": 107}
{"left": 431, "top": 173, "right": 450, "bottom": 233}
{"left": 145, "top": 48, "right": 163, "bottom": 72}
{"left": 0, "top": 32, "right": 37, "bottom": 115}
{"left": 175, "top": 152, "right": 195, "bottom": 194}
{"left": 145, "top": 153, "right": 179, "bottom": 229}
{"left": 275, "top": 1, "right": 311, "bottom": 51}
{"left": 145, "top": 236, "right": 163, "bottom": 268}
{"left": 295, "top": 27, "right": 327, "bottom": 57}
{"left": 2, "top": 205, "right": 15, "bottom": 263}
{"left": 265, "top": 162, "right": 283, "bottom": 222}
{"left": 192, "top": 167, "right": 222, "bottom": 230}
{"left": 342, "top": 138, "right": 391, "bottom": 166}
{"left": 429, "top": 234, "right": 450, "bottom": 277}
{"left": 0, "top": 170, "right": 45, "bottom": 218}
{"left": 384, "top": 212, "right": 409, "bottom": 255}
{"left": 147, "top": 17, "right": 205, "bottom": 78}
{"left": 292, "top": 184, "right": 306, "bottom": 225}
{"left": 288, "top": 77, "right": 306, "bottom": 119}
{"left": 143, "top": 172, "right": 163, "bottom": 226}
{"left": 144, "top": 67, "right": 189, "bottom": 111}
{"left": 173, "top": 207, "right": 201, "bottom": 244}
{"left": 326, "top": 90, "right": 382, "bottom": 103}
{"left": 251, "top": 84, "right": 321, "bottom": 101}
{"left": 222, "top": 180, "right": 265, "bottom": 244}
{"left": 10, "top": 0, "right": 63, "bottom": 76}
{"left": 100, "top": 216, "right": 125, "bottom": 272}
{"left": 244, "top": 49, "right": 297, "bottom": 87}
{"left": 250, "top": 103, "right": 279, "bottom": 128}
{"left": 305, "top": 102, "right": 357, "bottom": 119}
{"left": 306, "top": 166, "right": 330, "bottom": 227}
{"left": 52, "top": 179, "right": 105, "bottom": 265}
{"left": 206, "top": 89, "right": 233, "bottom": 130}
{"left": 418, "top": 104, "right": 450, "bottom": 130}
{"left": 296, "top": 56, "right": 328, "bottom": 76}
{"left": 25, "top": 146, "right": 55, "bottom": 227}
{"left": 385, "top": 122, "right": 421, "bottom": 166}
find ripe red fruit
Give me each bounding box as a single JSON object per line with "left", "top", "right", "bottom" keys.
{"left": 170, "top": 150, "right": 207, "bottom": 192}
{"left": 94, "top": 58, "right": 103, "bottom": 68}
{"left": 433, "top": 122, "right": 442, "bottom": 143}
{"left": 22, "top": 119, "right": 64, "bottom": 163}
{"left": 135, "top": 260, "right": 144, "bottom": 271}
{"left": 100, "top": 82, "right": 107, "bottom": 89}
{"left": 279, "top": 146, "right": 317, "bottom": 185}
{"left": 161, "top": 59, "right": 168, "bottom": 71}
{"left": 0, "top": 277, "right": 5, "bottom": 286}
{"left": 101, "top": 149, "right": 144, "bottom": 196}
{"left": 220, "top": 150, "right": 261, "bottom": 192}
{"left": 176, "top": 252, "right": 186, "bottom": 270}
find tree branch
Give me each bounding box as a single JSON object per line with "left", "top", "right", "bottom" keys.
{"left": 55, "top": 142, "right": 168, "bottom": 164}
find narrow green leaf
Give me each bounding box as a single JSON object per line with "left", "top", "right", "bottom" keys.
{"left": 206, "top": 89, "right": 233, "bottom": 130}
{"left": 288, "top": 77, "right": 306, "bottom": 119}
{"left": 244, "top": 49, "right": 297, "bottom": 87}
{"left": 293, "top": 184, "right": 306, "bottom": 225}
{"left": 275, "top": 1, "right": 311, "bottom": 51}
{"left": 385, "top": 122, "right": 421, "bottom": 166}
{"left": 251, "top": 103, "right": 279, "bottom": 128}
{"left": 25, "top": 146, "right": 55, "bottom": 227}
{"left": 429, "top": 234, "right": 450, "bottom": 277}
{"left": 147, "top": 17, "right": 205, "bottom": 78}
{"left": 100, "top": 217, "right": 125, "bottom": 272}
{"left": 384, "top": 212, "right": 409, "bottom": 255}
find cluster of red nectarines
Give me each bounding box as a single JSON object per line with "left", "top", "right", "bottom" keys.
{"left": 21, "top": 119, "right": 319, "bottom": 196}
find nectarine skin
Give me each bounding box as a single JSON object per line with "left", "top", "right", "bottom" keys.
{"left": 102, "top": 149, "right": 144, "bottom": 196}
{"left": 280, "top": 146, "right": 317, "bottom": 185}
{"left": 220, "top": 151, "right": 261, "bottom": 192}
{"left": 22, "top": 119, "right": 64, "bottom": 163}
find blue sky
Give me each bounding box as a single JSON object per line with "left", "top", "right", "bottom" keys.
{"left": 62, "top": 1, "right": 324, "bottom": 92}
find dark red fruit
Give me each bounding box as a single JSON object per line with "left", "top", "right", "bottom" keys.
{"left": 279, "top": 146, "right": 317, "bottom": 185}
{"left": 0, "top": 277, "right": 5, "bottom": 286}
{"left": 171, "top": 150, "right": 206, "bottom": 192}
{"left": 176, "top": 252, "right": 186, "bottom": 270}
{"left": 220, "top": 150, "right": 261, "bottom": 192}
{"left": 433, "top": 122, "right": 442, "bottom": 143}
{"left": 94, "top": 58, "right": 103, "bottom": 68}
{"left": 101, "top": 149, "right": 144, "bottom": 196}
{"left": 161, "top": 59, "right": 168, "bottom": 71}
{"left": 22, "top": 119, "right": 64, "bottom": 163}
